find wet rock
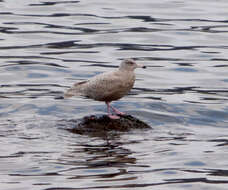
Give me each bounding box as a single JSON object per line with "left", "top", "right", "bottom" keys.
{"left": 68, "top": 114, "right": 151, "bottom": 136}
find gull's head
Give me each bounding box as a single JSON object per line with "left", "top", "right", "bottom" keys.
{"left": 119, "top": 59, "right": 146, "bottom": 71}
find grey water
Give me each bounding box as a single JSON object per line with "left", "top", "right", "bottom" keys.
{"left": 1, "top": 0, "right": 228, "bottom": 189}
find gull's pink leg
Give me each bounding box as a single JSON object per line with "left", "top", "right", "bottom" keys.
{"left": 109, "top": 105, "right": 125, "bottom": 115}
{"left": 105, "top": 102, "right": 120, "bottom": 119}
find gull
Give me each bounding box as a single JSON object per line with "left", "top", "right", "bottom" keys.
{"left": 64, "top": 59, "right": 146, "bottom": 119}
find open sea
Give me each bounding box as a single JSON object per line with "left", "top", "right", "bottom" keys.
{"left": 1, "top": 0, "right": 228, "bottom": 189}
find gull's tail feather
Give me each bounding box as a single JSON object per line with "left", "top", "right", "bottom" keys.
{"left": 64, "top": 89, "right": 75, "bottom": 98}
{"left": 64, "top": 87, "right": 81, "bottom": 98}
{"left": 64, "top": 80, "right": 88, "bottom": 98}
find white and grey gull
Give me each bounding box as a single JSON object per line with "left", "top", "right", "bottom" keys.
{"left": 64, "top": 59, "right": 146, "bottom": 119}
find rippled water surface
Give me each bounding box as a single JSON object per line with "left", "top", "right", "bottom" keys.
{"left": 1, "top": 0, "right": 228, "bottom": 189}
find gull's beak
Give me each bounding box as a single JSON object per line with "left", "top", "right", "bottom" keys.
{"left": 137, "top": 63, "right": 146, "bottom": 69}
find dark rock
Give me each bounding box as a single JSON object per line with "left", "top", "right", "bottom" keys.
{"left": 68, "top": 114, "right": 151, "bottom": 136}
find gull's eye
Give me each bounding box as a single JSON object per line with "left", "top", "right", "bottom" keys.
{"left": 127, "top": 61, "right": 134, "bottom": 65}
